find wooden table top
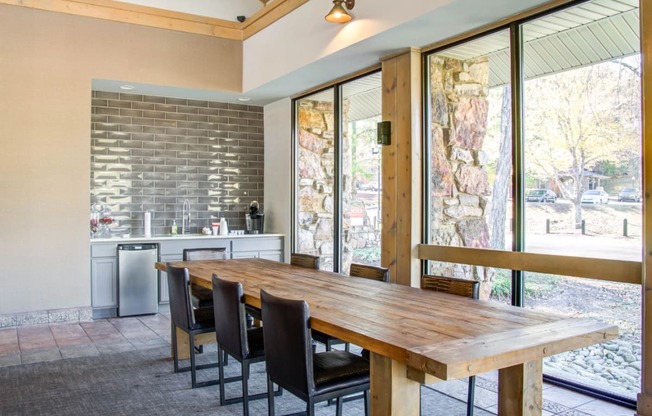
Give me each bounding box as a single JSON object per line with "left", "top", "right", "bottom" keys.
{"left": 156, "top": 258, "right": 618, "bottom": 381}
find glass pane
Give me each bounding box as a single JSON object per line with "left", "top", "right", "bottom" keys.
{"left": 522, "top": 1, "right": 642, "bottom": 262}
{"left": 521, "top": 0, "right": 642, "bottom": 402}
{"left": 426, "top": 30, "right": 512, "bottom": 297}
{"left": 341, "top": 73, "right": 382, "bottom": 273}
{"left": 525, "top": 272, "right": 641, "bottom": 401}
{"left": 295, "top": 89, "right": 335, "bottom": 271}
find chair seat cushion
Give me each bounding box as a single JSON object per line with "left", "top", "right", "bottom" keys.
{"left": 190, "top": 306, "right": 215, "bottom": 330}
{"left": 313, "top": 351, "right": 370, "bottom": 395}
{"left": 312, "top": 329, "right": 346, "bottom": 346}
{"left": 191, "top": 284, "right": 214, "bottom": 309}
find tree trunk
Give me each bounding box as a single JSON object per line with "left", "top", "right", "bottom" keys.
{"left": 490, "top": 86, "right": 512, "bottom": 250}
{"left": 574, "top": 200, "right": 582, "bottom": 229}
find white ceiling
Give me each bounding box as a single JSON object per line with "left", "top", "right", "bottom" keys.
{"left": 96, "top": 0, "right": 627, "bottom": 106}
{"left": 114, "top": 0, "right": 264, "bottom": 21}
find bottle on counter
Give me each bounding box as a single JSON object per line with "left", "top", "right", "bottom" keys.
{"left": 219, "top": 218, "right": 228, "bottom": 235}
{"left": 144, "top": 211, "right": 152, "bottom": 237}
{"left": 171, "top": 220, "right": 178, "bottom": 235}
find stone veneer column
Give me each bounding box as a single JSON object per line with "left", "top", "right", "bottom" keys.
{"left": 428, "top": 55, "right": 494, "bottom": 298}
{"left": 296, "top": 100, "right": 351, "bottom": 271}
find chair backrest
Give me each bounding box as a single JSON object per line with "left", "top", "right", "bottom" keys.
{"left": 260, "top": 289, "right": 314, "bottom": 399}
{"left": 183, "top": 247, "right": 227, "bottom": 261}
{"left": 421, "top": 275, "right": 480, "bottom": 299}
{"left": 349, "top": 263, "right": 390, "bottom": 282}
{"left": 290, "top": 253, "right": 320, "bottom": 270}
{"left": 166, "top": 263, "right": 195, "bottom": 330}
{"left": 211, "top": 274, "right": 249, "bottom": 360}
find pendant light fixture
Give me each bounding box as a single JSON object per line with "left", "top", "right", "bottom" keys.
{"left": 325, "top": 0, "right": 355, "bottom": 23}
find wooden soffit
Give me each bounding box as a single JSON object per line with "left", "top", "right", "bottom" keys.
{"left": 0, "top": 0, "right": 308, "bottom": 41}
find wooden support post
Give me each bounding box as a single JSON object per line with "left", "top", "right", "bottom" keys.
{"left": 640, "top": 0, "right": 652, "bottom": 414}
{"left": 370, "top": 352, "right": 420, "bottom": 416}
{"left": 380, "top": 48, "right": 422, "bottom": 288}
{"left": 498, "top": 359, "right": 543, "bottom": 416}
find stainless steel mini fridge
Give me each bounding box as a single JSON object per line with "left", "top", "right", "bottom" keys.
{"left": 117, "top": 243, "right": 159, "bottom": 317}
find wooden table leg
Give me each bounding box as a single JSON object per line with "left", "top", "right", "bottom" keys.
{"left": 370, "top": 352, "right": 420, "bottom": 416}
{"left": 498, "top": 359, "right": 543, "bottom": 416}
{"left": 171, "top": 327, "right": 216, "bottom": 360}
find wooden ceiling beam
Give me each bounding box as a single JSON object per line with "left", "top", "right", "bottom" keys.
{"left": 242, "top": 0, "right": 309, "bottom": 40}
{"left": 0, "top": 0, "right": 306, "bottom": 41}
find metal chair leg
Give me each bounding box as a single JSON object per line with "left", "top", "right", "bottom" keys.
{"left": 466, "top": 376, "right": 475, "bottom": 416}
{"left": 242, "top": 362, "right": 250, "bottom": 416}
{"left": 267, "top": 375, "right": 275, "bottom": 416}
{"left": 171, "top": 323, "right": 179, "bottom": 373}
{"left": 336, "top": 397, "right": 343, "bottom": 416}
{"left": 364, "top": 390, "right": 370, "bottom": 416}
{"left": 189, "top": 332, "right": 197, "bottom": 388}
{"left": 218, "top": 345, "right": 226, "bottom": 405}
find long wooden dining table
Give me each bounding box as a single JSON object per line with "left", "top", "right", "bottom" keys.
{"left": 155, "top": 258, "right": 618, "bottom": 416}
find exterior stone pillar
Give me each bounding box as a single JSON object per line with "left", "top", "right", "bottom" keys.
{"left": 428, "top": 55, "right": 494, "bottom": 297}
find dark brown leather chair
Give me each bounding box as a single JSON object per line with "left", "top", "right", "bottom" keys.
{"left": 349, "top": 263, "right": 389, "bottom": 282}
{"left": 211, "top": 275, "right": 280, "bottom": 416}
{"left": 166, "top": 263, "right": 219, "bottom": 388}
{"left": 422, "top": 274, "right": 480, "bottom": 416}
{"left": 261, "top": 289, "right": 370, "bottom": 416}
{"left": 183, "top": 248, "right": 227, "bottom": 308}
{"left": 421, "top": 274, "right": 480, "bottom": 299}
{"left": 290, "top": 253, "right": 321, "bottom": 269}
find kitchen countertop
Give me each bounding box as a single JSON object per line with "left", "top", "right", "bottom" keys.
{"left": 90, "top": 233, "right": 284, "bottom": 243}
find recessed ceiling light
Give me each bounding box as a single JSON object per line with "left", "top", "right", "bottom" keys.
{"left": 120, "top": 85, "right": 135, "bottom": 90}
{"left": 238, "top": 96, "right": 251, "bottom": 102}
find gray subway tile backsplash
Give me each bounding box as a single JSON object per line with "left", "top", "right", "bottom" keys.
{"left": 91, "top": 91, "right": 264, "bottom": 236}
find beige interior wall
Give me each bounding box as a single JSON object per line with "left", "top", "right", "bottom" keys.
{"left": 0, "top": 5, "right": 242, "bottom": 315}
{"left": 263, "top": 98, "right": 292, "bottom": 261}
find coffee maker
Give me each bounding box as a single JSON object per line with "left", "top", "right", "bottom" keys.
{"left": 246, "top": 201, "right": 264, "bottom": 234}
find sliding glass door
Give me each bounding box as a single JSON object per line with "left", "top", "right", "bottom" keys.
{"left": 424, "top": 0, "right": 641, "bottom": 405}
{"left": 294, "top": 72, "right": 382, "bottom": 273}
{"left": 521, "top": 2, "right": 642, "bottom": 402}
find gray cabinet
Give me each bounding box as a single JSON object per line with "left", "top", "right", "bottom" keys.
{"left": 90, "top": 243, "right": 118, "bottom": 318}
{"left": 91, "top": 235, "right": 284, "bottom": 317}
{"left": 231, "top": 237, "right": 283, "bottom": 262}
{"left": 158, "top": 254, "right": 182, "bottom": 304}
{"left": 91, "top": 257, "right": 117, "bottom": 308}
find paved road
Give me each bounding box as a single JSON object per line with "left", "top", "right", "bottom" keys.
{"left": 511, "top": 233, "right": 642, "bottom": 262}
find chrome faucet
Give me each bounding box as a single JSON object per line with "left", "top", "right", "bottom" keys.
{"left": 181, "top": 199, "right": 191, "bottom": 234}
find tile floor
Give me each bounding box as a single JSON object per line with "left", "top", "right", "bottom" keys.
{"left": 0, "top": 314, "right": 636, "bottom": 416}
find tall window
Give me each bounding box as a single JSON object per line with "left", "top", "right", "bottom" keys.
{"left": 521, "top": 3, "right": 641, "bottom": 402}
{"left": 425, "top": 30, "right": 512, "bottom": 299}
{"left": 295, "top": 88, "right": 335, "bottom": 270}
{"left": 294, "top": 72, "right": 382, "bottom": 273}
{"left": 424, "top": 0, "right": 641, "bottom": 405}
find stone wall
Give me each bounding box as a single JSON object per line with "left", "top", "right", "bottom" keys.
{"left": 428, "top": 55, "right": 494, "bottom": 298}
{"left": 296, "top": 99, "right": 353, "bottom": 271}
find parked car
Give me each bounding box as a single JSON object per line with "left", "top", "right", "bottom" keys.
{"left": 581, "top": 189, "right": 610, "bottom": 204}
{"left": 618, "top": 187, "right": 641, "bottom": 202}
{"left": 526, "top": 189, "right": 557, "bottom": 203}
{"left": 358, "top": 183, "right": 378, "bottom": 192}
